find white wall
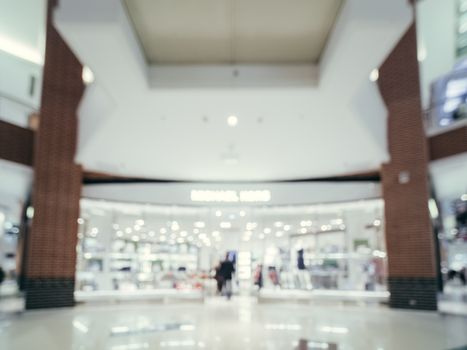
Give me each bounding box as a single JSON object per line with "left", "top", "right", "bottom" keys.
{"left": 0, "top": 0, "right": 46, "bottom": 126}
{"left": 417, "top": 0, "right": 457, "bottom": 109}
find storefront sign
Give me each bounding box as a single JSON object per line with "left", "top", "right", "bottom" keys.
{"left": 190, "top": 190, "right": 271, "bottom": 203}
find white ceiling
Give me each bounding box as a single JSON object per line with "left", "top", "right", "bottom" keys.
{"left": 124, "top": 0, "right": 343, "bottom": 64}
{"left": 55, "top": 0, "right": 412, "bottom": 182}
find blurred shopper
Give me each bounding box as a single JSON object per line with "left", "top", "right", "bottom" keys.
{"left": 268, "top": 266, "right": 280, "bottom": 288}
{"left": 254, "top": 264, "right": 263, "bottom": 291}
{"left": 219, "top": 254, "right": 235, "bottom": 300}
{"left": 0, "top": 266, "right": 5, "bottom": 291}
{"left": 213, "top": 261, "right": 223, "bottom": 295}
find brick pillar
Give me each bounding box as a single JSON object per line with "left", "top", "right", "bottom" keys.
{"left": 24, "top": 0, "right": 84, "bottom": 309}
{"left": 378, "top": 23, "right": 438, "bottom": 311}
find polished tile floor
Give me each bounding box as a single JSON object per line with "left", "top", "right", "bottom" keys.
{"left": 1, "top": 297, "right": 467, "bottom": 350}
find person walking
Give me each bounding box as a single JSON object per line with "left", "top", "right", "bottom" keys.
{"left": 213, "top": 261, "right": 223, "bottom": 295}
{"left": 219, "top": 254, "right": 235, "bottom": 300}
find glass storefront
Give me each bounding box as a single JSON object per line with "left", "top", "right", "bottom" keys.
{"left": 76, "top": 198, "right": 387, "bottom": 301}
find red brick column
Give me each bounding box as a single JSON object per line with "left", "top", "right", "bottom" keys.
{"left": 378, "top": 23, "right": 438, "bottom": 310}
{"left": 23, "top": 0, "right": 84, "bottom": 309}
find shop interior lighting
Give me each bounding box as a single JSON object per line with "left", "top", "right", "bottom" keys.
{"left": 274, "top": 221, "right": 283, "bottom": 227}
{"left": 461, "top": 194, "right": 467, "bottom": 201}
{"left": 239, "top": 210, "right": 246, "bottom": 217}
{"left": 125, "top": 227, "right": 132, "bottom": 234}
{"left": 319, "top": 326, "right": 349, "bottom": 334}
{"left": 135, "top": 219, "right": 144, "bottom": 226}
{"left": 160, "top": 228, "right": 167, "bottom": 234}
{"left": 194, "top": 221, "right": 205, "bottom": 228}
{"left": 246, "top": 222, "right": 257, "bottom": 230}
{"left": 220, "top": 222, "right": 231, "bottom": 229}
{"left": 284, "top": 225, "right": 291, "bottom": 231}
{"left": 77, "top": 217, "right": 84, "bottom": 225}
{"left": 264, "top": 227, "right": 272, "bottom": 234}
{"left": 215, "top": 210, "right": 222, "bottom": 217}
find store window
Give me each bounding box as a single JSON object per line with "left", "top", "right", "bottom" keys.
{"left": 76, "top": 198, "right": 387, "bottom": 301}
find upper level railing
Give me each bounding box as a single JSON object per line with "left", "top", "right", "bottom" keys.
{"left": 424, "top": 61, "right": 467, "bottom": 136}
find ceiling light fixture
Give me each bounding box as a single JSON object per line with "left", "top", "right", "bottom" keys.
{"left": 227, "top": 115, "right": 238, "bottom": 127}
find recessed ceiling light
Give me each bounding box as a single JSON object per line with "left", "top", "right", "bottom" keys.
{"left": 264, "top": 228, "right": 272, "bottom": 234}
{"left": 215, "top": 210, "right": 222, "bottom": 217}
{"left": 160, "top": 228, "right": 167, "bottom": 234}
{"left": 227, "top": 115, "right": 238, "bottom": 127}
{"left": 239, "top": 210, "right": 246, "bottom": 217}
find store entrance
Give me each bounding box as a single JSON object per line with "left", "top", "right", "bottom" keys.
{"left": 76, "top": 198, "right": 388, "bottom": 303}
